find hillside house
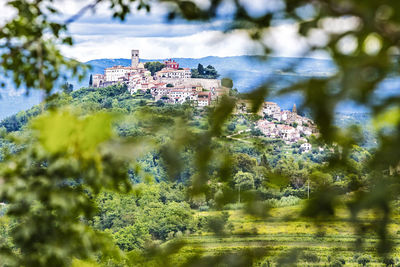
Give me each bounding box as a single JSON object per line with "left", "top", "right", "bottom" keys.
{"left": 300, "top": 143, "right": 312, "bottom": 153}
{"left": 263, "top": 102, "right": 281, "bottom": 116}
{"left": 197, "top": 92, "right": 211, "bottom": 107}
{"left": 164, "top": 59, "right": 180, "bottom": 69}
{"left": 156, "top": 68, "right": 191, "bottom": 79}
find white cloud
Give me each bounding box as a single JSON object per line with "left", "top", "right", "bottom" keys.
{"left": 57, "top": 1, "right": 327, "bottom": 61}
{"left": 45, "top": 0, "right": 308, "bottom": 61}
{"left": 68, "top": 20, "right": 225, "bottom": 38}
{"left": 1, "top": 0, "right": 334, "bottom": 61}
{"left": 63, "top": 21, "right": 329, "bottom": 61}
{"left": 62, "top": 29, "right": 259, "bottom": 61}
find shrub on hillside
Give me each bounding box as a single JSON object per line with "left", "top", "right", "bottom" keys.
{"left": 330, "top": 259, "right": 344, "bottom": 267}
{"left": 357, "top": 255, "right": 371, "bottom": 266}
{"left": 223, "top": 203, "right": 245, "bottom": 210}
{"left": 198, "top": 205, "right": 209, "bottom": 211}
{"left": 328, "top": 256, "right": 346, "bottom": 267}
{"left": 282, "top": 187, "right": 307, "bottom": 199}
{"left": 300, "top": 252, "right": 320, "bottom": 263}
{"left": 198, "top": 211, "right": 230, "bottom": 235}
{"left": 383, "top": 257, "right": 395, "bottom": 267}
{"left": 264, "top": 196, "right": 301, "bottom": 208}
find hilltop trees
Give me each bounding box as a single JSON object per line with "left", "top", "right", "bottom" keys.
{"left": 191, "top": 66, "right": 200, "bottom": 78}
{"left": 221, "top": 78, "right": 233, "bottom": 89}
{"left": 62, "top": 82, "right": 73, "bottom": 94}
{"left": 197, "top": 63, "right": 204, "bottom": 76}
{"left": 191, "top": 64, "right": 219, "bottom": 79}
{"left": 0, "top": 106, "right": 42, "bottom": 132}
{"left": 144, "top": 61, "right": 165, "bottom": 75}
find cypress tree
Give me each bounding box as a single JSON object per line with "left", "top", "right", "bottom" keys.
{"left": 197, "top": 64, "right": 204, "bottom": 75}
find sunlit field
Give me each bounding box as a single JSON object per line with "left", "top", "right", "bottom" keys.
{"left": 169, "top": 204, "right": 400, "bottom": 266}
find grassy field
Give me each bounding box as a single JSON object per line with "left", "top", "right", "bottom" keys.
{"left": 177, "top": 204, "right": 400, "bottom": 266}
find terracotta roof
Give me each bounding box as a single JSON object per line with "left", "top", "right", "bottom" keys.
{"left": 158, "top": 68, "right": 190, "bottom": 73}
{"left": 105, "top": 66, "right": 134, "bottom": 70}
{"left": 282, "top": 125, "right": 293, "bottom": 130}
{"left": 197, "top": 92, "right": 210, "bottom": 96}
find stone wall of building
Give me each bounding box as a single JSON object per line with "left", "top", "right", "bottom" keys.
{"left": 92, "top": 74, "right": 105, "bottom": 87}
{"left": 159, "top": 78, "right": 221, "bottom": 90}
{"left": 131, "top": 50, "right": 139, "bottom": 67}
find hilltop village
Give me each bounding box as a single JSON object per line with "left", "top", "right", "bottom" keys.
{"left": 92, "top": 50, "right": 224, "bottom": 107}
{"left": 235, "top": 100, "right": 317, "bottom": 149}
{"left": 91, "top": 50, "right": 317, "bottom": 148}
{"left": 258, "top": 102, "right": 316, "bottom": 147}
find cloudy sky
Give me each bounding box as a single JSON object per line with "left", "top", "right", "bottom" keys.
{"left": 0, "top": 0, "right": 335, "bottom": 62}
{"left": 59, "top": 0, "right": 307, "bottom": 61}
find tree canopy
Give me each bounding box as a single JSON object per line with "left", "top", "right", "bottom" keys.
{"left": 144, "top": 61, "right": 165, "bottom": 76}
{"left": 191, "top": 64, "right": 219, "bottom": 79}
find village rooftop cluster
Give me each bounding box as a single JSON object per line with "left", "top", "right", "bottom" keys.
{"left": 259, "top": 102, "right": 316, "bottom": 148}
{"left": 92, "top": 50, "right": 226, "bottom": 107}
{"left": 92, "top": 50, "right": 317, "bottom": 149}
{"left": 235, "top": 101, "right": 317, "bottom": 150}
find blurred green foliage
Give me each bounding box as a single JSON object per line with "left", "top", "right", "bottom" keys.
{"left": 1, "top": 0, "right": 400, "bottom": 266}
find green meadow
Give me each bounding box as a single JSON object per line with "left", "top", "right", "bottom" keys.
{"left": 173, "top": 204, "right": 400, "bottom": 266}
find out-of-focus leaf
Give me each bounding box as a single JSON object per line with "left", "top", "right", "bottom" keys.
{"left": 31, "top": 110, "right": 114, "bottom": 160}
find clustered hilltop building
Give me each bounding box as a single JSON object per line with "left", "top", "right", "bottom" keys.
{"left": 92, "top": 50, "right": 225, "bottom": 106}
{"left": 257, "top": 102, "right": 317, "bottom": 147}
{"left": 92, "top": 49, "right": 317, "bottom": 147}
{"left": 236, "top": 100, "right": 317, "bottom": 147}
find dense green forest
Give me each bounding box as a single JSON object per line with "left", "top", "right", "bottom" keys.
{"left": 0, "top": 85, "right": 379, "bottom": 266}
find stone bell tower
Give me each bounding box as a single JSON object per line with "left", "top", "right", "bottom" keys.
{"left": 131, "top": 49, "right": 139, "bottom": 67}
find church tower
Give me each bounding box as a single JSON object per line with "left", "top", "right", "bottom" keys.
{"left": 131, "top": 50, "right": 139, "bottom": 67}
{"left": 292, "top": 103, "right": 297, "bottom": 114}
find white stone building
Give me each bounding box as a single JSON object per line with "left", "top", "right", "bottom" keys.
{"left": 105, "top": 66, "right": 135, "bottom": 82}
{"left": 92, "top": 74, "right": 105, "bottom": 87}
{"left": 156, "top": 68, "right": 191, "bottom": 79}
{"left": 263, "top": 102, "right": 281, "bottom": 116}
{"left": 300, "top": 143, "right": 312, "bottom": 153}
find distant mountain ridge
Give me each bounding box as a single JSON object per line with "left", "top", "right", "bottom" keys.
{"left": 0, "top": 55, "right": 381, "bottom": 120}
